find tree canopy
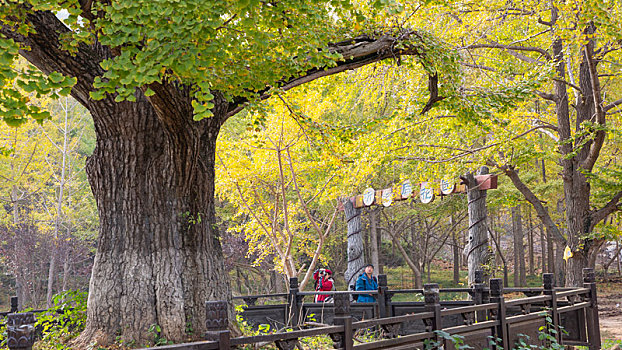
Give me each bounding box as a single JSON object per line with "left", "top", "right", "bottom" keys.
{"left": 3, "top": 0, "right": 622, "bottom": 346}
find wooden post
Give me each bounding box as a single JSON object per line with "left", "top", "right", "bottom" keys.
{"left": 424, "top": 283, "right": 442, "bottom": 346}
{"left": 7, "top": 312, "right": 36, "bottom": 350}
{"left": 344, "top": 199, "right": 365, "bottom": 294}
{"left": 205, "top": 301, "right": 230, "bottom": 350}
{"left": 462, "top": 166, "right": 492, "bottom": 285}
{"left": 583, "top": 268, "right": 601, "bottom": 350}
{"left": 287, "top": 277, "right": 301, "bottom": 327}
{"left": 377, "top": 274, "right": 389, "bottom": 318}
{"left": 542, "top": 273, "right": 559, "bottom": 343}
{"left": 10, "top": 296, "right": 18, "bottom": 313}
{"left": 331, "top": 294, "right": 353, "bottom": 350}
{"left": 490, "top": 278, "right": 508, "bottom": 349}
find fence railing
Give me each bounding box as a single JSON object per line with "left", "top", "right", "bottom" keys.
{"left": 135, "top": 268, "right": 600, "bottom": 350}
{"left": 3, "top": 269, "right": 601, "bottom": 350}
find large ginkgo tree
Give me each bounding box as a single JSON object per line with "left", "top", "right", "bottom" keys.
{"left": 0, "top": 0, "right": 460, "bottom": 345}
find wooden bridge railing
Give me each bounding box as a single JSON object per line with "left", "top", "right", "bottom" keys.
{"left": 132, "top": 268, "right": 600, "bottom": 350}
{"left": 3, "top": 269, "right": 601, "bottom": 350}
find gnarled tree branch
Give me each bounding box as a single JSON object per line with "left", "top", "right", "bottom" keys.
{"left": 226, "top": 31, "right": 437, "bottom": 117}
{"left": 0, "top": 9, "right": 107, "bottom": 106}
{"left": 489, "top": 160, "right": 567, "bottom": 245}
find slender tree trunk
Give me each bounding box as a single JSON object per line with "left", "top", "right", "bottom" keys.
{"left": 528, "top": 208, "right": 534, "bottom": 276}
{"left": 62, "top": 255, "right": 70, "bottom": 291}
{"left": 555, "top": 240, "right": 566, "bottom": 286}
{"left": 426, "top": 262, "right": 431, "bottom": 283}
{"left": 489, "top": 216, "right": 509, "bottom": 287}
{"left": 11, "top": 186, "right": 27, "bottom": 310}
{"left": 344, "top": 200, "right": 364, "bottom": 290}
{"left": 512, "top": 205, "right": 526, "bottom": 287}
{"left": 540, "top": 224, "right": 547, "bottom": 273}
{"left": 47, "top": 98, "right": 72, "bottom": 308}
{"left": 46, "top": 256, "right": 57, "bottom": 307}
{"left": 391, "top": 230, "right": 422, "bottom": 288}
{"left": 463, "top": 167, "right": 491, "bottom": 285}
{"left": 410, "top": 219, "right": 423, "bottom": 288}
{"left": 547, "top": 228, "right": 556, "bottom": 276}
{"left": 377, "top": 213, "right": 384, "bottom": 274}
{"left": 364, "top": 219, "right": 370, "bottom": 266}
{"left": 369, "top": 208, "right": 380, "bottom": 272}
{"left": 77, "top": 97, "right": 231, "bottom": 346}
{"left": 452, "top": 230, "right": 460, "bottom": 285}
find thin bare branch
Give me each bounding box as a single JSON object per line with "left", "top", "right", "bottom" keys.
{"left": 461, "top": 41, "right": 551, "bottom": 61}
{"left": 604, "top": 98, "right": 622, "bottom": 112}
{"left": 581, "top": 43, "right": 607, "bottom": 172}
{"left": 488, "top": 159, "right": 566, "bottom": 245}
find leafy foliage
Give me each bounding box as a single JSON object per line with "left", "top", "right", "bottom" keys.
{"left": 34, "top": 290, "right": 88, "bottom": 349}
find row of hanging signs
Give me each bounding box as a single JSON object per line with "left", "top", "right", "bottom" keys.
{"left": 352, "top": 174, "right": 498, "bottom": 209}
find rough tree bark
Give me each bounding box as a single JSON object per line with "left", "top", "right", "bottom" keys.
{"left": 344, "top": 199, "right": 365, "bottom": 290}
{"left": 462, "top": 166, "right": 492, "bottom": 285}
{"left": 81, "top": 95, "right": 232, "bottom": 345}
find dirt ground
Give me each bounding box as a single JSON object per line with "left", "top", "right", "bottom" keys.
{"left": 598, "top": 277, "right": 622, "bottom": 342}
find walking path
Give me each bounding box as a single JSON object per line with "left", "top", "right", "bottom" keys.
{"left": 598, "top": 279, "right": 622, "bottom": 342}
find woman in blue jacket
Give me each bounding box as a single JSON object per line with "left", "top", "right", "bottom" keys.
{"left": 355, "top": 264, "right": 378, "bottom": 302}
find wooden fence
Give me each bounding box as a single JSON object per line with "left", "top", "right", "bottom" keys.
{"left": 134, "top": 268, "right": 600, "bottom": 350}
{"left": 1, "top": 269, "right": 601, "bottom": 350}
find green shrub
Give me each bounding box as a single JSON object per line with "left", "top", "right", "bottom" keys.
{"left": 34, "top": 290, "right": 88, "bottom": 350}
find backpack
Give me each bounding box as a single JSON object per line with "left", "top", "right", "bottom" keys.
{"left": 349, "top": 284, "right": 358, "bottom": 301}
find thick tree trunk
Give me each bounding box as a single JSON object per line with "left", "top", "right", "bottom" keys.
{"left": 463, "top": 167, "right": 492, "bottom": 285}
{"left": 77, "top": 96, "right": 231, "bottom": 346}
{"left": 344, "top": 200, "right": 365, "bottom": 290}
{"left": 555, "top": 31, "right": 600, "bottom": 287}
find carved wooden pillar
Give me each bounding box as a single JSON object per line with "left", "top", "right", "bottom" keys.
{"left": 583, "top": 268, "right": 601, "bottom": 350}
{"left": 330, "top": 294, "right": 353, "bottom": 350}
{"left": 7, "top": 312, "right": 36, "bottom": 350}
{"left": 205, "top": 301, "right": 230, "bottom": 350}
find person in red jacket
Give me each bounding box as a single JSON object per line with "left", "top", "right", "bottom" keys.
{"left": 313, "top": 268, "right": 335, "bottom": 302}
